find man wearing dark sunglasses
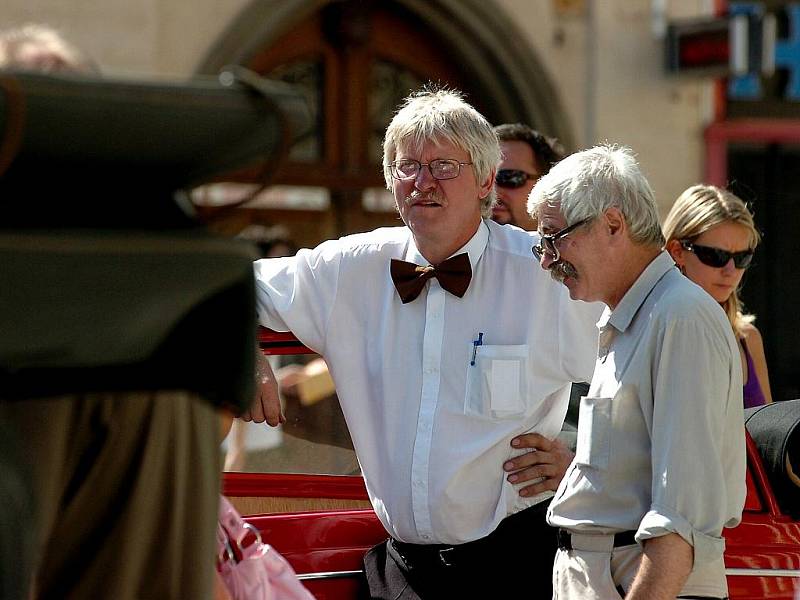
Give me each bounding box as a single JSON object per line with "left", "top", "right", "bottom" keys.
{"left": 528, "top": 145, "right": 746, "bottom": 600}
{"left": 491, "top": 123, "right": 564, "bottom": 231}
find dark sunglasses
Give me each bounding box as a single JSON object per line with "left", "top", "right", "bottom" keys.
{"left": 495, "top": 169, "right": 538, "bottom": 189}
{"left": 680, "top": 241, "right": 754, "bottom": 269}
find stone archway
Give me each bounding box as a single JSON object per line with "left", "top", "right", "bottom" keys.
{"left": 197, "top": 0, "right": 574, "bottom": 149}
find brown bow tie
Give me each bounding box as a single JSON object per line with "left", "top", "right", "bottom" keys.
{"left": 390, "top": 253, "right": 472, "bottom": 304}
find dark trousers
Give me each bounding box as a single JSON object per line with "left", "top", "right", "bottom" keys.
{"left": 360, "top": 501, "right": 557, "bottom": 599}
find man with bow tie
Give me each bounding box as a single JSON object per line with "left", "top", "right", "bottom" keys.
{"left": 250, "top": 87, "right": 601, "bottom": 598}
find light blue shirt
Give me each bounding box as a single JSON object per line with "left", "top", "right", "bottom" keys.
{"left": 547, "top": 251, "right": 746, "bottom": 597}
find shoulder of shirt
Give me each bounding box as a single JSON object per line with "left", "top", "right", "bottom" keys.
{"left": 311, "top": 226, "right": 410, "bottom": 257}
{"left": 651, "top": 268, "right": 731, "bottom": 330}
{"left": 484, "top": 219, "right": 538, "bottom": 258}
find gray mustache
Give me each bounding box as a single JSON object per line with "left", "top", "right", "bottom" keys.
{"left": 549, "top": 260, "right": 578, "bottom": 283}
{"left": 404, "top": 190, "right": 444, "bottom": 205}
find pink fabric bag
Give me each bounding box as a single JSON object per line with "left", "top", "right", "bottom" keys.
{"left": 216, "top": 496, "right": 315, "bottom": 600}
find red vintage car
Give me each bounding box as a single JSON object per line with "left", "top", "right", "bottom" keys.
{"left": 222, "top": 329, "right": 800, "bottom": 600}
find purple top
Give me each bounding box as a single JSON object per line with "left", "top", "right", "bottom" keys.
{"left": 742, "top": 339, "right": 767, "bottom": 408}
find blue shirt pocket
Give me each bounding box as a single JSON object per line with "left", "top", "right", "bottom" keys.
{"left": 574, "top": 396, "right": 612, "bottom": 469}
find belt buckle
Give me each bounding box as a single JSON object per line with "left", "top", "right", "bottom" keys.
{"left": 438, "top": 546, "right": 456, "bottom": 567}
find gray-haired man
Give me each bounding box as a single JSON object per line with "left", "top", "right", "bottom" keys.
{"left": 529, "top": 144, "right": 746, "bottom": 599}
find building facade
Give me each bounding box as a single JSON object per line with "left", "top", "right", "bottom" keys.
{"left": 5, "top": 0, "right": 800, "bottom": 403}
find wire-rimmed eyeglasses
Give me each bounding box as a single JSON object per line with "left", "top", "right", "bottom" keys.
{"left": 532, "top": 218, "right": 592, "bottom": 262}
{"left": 389, "top": 159, "right": 473, "bottom": 181}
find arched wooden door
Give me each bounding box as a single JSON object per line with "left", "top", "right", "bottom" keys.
{"left": 203, "top": 1, "right": 503, "bottom": 247}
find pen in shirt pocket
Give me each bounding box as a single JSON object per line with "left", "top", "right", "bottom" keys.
{"left": 470, "top": 332, "right": 484, "bottom": 366}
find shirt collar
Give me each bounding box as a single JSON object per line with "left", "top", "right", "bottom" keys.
{"left": 600, "top": 251, "right": 676, "bottom": 333}
{"left": 404, "top": 220, "right": 489, "bottom": 272}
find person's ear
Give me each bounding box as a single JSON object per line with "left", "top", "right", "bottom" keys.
{"left": 665, "top": 239, "right": 685, "bottom": 268}
{"left": 603, "top": 207, "right": 626, "bottom": 238}
{"left": 478, "top": 167, "right": 496, "bottom": 201}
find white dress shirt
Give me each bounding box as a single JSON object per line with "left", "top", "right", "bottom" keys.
{"left": 254, "top": 219, "right": 601, "bottom": 544}
{"left": 547, "top": 252, "right": 746, "bottom": 597}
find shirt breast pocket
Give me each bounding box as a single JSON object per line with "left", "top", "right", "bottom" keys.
{"left": 464, "top": 344, "right": 529, "bottom": 420}
{"left": 574, "top": 396, "right": 612, "bottom": 469}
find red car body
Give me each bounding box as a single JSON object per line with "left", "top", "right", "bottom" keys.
{"left": 224, "top": 330, "right": 800, "bottom": 599}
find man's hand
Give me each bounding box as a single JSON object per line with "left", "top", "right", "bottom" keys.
{"left": 274, "top": 364, "right": 305, "bottom": 397}
{"left": 503, "top": 433, "right": 574, "bottom": 497}
{"left": 240, "top": 346, "right": 285, "bottom": 426}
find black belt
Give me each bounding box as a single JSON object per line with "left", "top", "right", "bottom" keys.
{"left": 391, "top": 501, "right": 549, "bottom": 571}
{"left": 556, "top": 528, "right": 637, "bottom": 551}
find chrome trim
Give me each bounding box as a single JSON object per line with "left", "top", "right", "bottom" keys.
{"left": 726, "top": 567, "right": 800, "bottom": 578}
{"left": 296, "top": 570, "right": 363, "bottom": 581}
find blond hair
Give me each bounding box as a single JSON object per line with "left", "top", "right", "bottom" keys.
{"left": 0, "top": 23, "right": 97, "bottom": 73}
{"left": 663, "top": 184, "right": 761, "bottom": 337}
{"left": 383, "top": 86, "right": 500, "bottom": 218}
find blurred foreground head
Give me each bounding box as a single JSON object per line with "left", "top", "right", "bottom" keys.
{"left": 0, "top": 23, "right": 98, "bottom": 74}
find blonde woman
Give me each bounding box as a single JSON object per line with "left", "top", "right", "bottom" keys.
{"left": 664, "top": 184, "right": 772, "bottom": 407}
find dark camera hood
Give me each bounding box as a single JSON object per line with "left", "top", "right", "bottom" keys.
{"left": 0, "top": 68, "right": 309, "bottom": 226}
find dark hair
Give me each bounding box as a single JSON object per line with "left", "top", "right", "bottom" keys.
{"left": 257, "top": 238, "right": 298, "bottom": 259}
{"left": 237, "top": 224, "right": 298, "bottom": 258}
{"left": 493, "top": 123, "right": 565, "bottom": 175}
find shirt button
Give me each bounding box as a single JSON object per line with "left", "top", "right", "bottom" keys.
{"left": 421, "top": 534, "right": 431, "bottom": 540}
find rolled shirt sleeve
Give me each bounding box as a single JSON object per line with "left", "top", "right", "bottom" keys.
{"left": 637, "top": 508, "right": 727, "bottom": 567}
{"left": 637, "top": 316, "right": 746, "bottom": 567}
